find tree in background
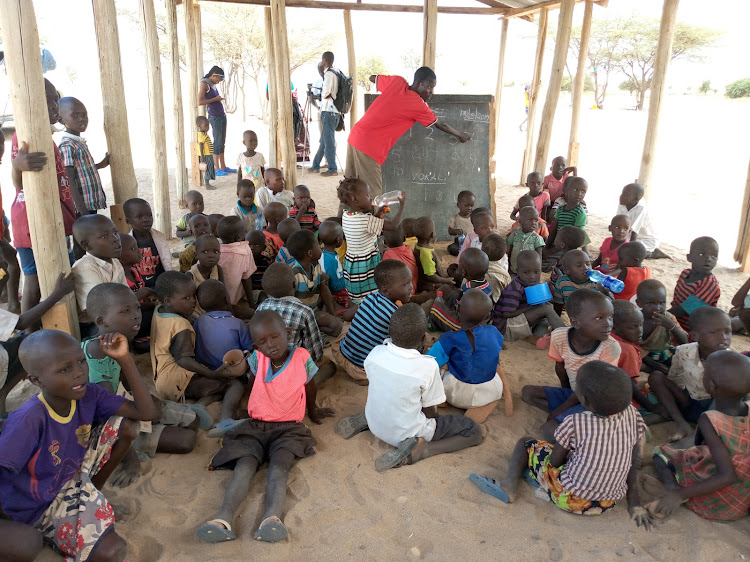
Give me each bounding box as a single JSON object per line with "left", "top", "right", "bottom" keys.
{"left": 569, "top": 19, "right": 626, "bottom": 109}
{"left": 698, "top": 80, "right": 712, "bottom": 95}
{"left": 356, "top": 56, "right": 388, "bottom": 92}
{"left": 401, "top": 49, "right": 422, "bottom": 75}
{"left": 725, "top": 78, "right": 750, "bottom": 99}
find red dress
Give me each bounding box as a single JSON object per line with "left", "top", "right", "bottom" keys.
{"left": 595, "top": 237, "right": 622, "bottom": 274}
{"left": 615, "top": 266, "right": 651, "bottom": 302}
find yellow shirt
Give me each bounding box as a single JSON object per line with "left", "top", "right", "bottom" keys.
{"left": 197, "top": 131, "right": 213, "bottom": 156}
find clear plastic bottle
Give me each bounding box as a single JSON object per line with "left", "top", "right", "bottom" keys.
{"left": 254, "top": 212, "right": 264, "bottom": 231}
{"left": 373, "top": 190, "right": 403, "bottom": 207}
{"left": 586, "top": 270, "right": 625, "bottom": 293}
{"left": 434, "top": 290, "right": 444, "bottom": 304}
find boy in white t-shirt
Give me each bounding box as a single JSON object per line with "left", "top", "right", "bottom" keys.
{"left": 236, "top": 130, "right": 266, "bottom": 187}
{"left": 334, "top": 303, "right": 483, "bottom": 471}
{"left": 617, "top": 183, "right": 670, "bottom": 259}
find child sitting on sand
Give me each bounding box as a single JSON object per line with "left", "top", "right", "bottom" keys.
{"left": 230, "top": 179, "right": 258, "bottom": 234}
{"left": 493, "top": 250, "right": 564, "bottom": 342}
{"left": 416, "top": 216, "right": 455, "bottom": 291}
{"left": 124, "top": 198, "right": 173, "bottom": 288}
{"left": 470, "top": 361, "right": 650, "bottom": 530}
{"left": 617, "top": 183, "right": 669, "bottom": 259}
{"left": 591, "top": 215, "right": 631, "bottom": 274}
{"left": 543, "top": 155, "right": 577, "bottom": 206}
{"left": 543, "top": 225, "right": 586, "bottom": 276}
{"left": 248, "top": 230, "right": 271, "bottom": 292}
{"left": 427, "top": 289, "right": 507, "bottom": 423}
{"left": 729, "top": 276, "right": 750, "bottom": 333}
{"left": 511, "top": 172, "right": 550, "bottom": 224}
{"left": 551, "top": 249, "right": 596, "bottom": 315}
{"left": 455, "top": 208, "right": 498, "bottom": 263}
{"left": 522, "top": 289, "right": 621, "bottom": 442}
{"left": 613, "top": 242, "right": 651, "bottom": 302}
{"left": 670, "top": 236, "right": 720, "bottom": 332}
{"left": 217, "top": 216, "right": 256, "bottom": 314}
{"left": 335, "top": 304, "right": 483, "bottom": 472}
{"left": 187, "top": 234, "right": 224, "bottom": 316}
{"left": 428, "top": 248, "right": 489, "bottom": 332}
{"left": 636, "top": 279, "right": 688, "bottom": 374}
{"left": 648, "top": 306, "right": 732, "bottom": 443}
{"left": 332, "top": 260, "right": 412, "bottom": 384}
{"left": 507, "top": 195, "right": 549, "bottom": 240}
{"left": 482, "top": 233, "right": 511, "bottom": 302}
{"left": 318, "top": 220, "right": 350, "bottom": 308}
{"left": 262, "top": 202, "right": 289, "bottom": 260}
{"left": 547, "top": 176, "right": 588, "bottom": 249}
{"left": 384, "top": 224, "right": 418, "bottom": 293}
{"left": 649, "top": 350, "right": 750, "bottom": 522}
{"left": 507, "top": 206, "right": 545, "bottom": 274}
{"left": 257, "top": 168, "right": 293, "bottom": 211}
{"left": 274, "top": 217, "right": 301, "bottom": 266}
{"left": 196, "top": 310, "right": 333, "bottom": 544}
{"left": 289, "top": 184, "right": 320, "bottom": 232}
{"left": 0, "top": 329, "right": 159, "bottom": 562}
{"left": 178, "top": 214, "right": 212, "bottom": 272}
{"left": 175, "top": 190, "right": 205, "bottom": 245}
{"left": 447, "top": 190, "right": 475, "bottom": 256}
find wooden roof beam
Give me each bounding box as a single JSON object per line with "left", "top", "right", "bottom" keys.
{"left": 506, "top": 0, "right": 605, "bottom": 19}
{"left": 208, "top": 0, "right": 506, "bottom": 14}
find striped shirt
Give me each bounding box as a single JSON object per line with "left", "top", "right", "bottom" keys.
{"left": 342, "top": 212, "right": 384, "bottom": 258}
{"left": 339, "top": 291, "right": 399, "bottom": 367}
{"left": 257, "top": 296, "right": 325, "bottom": 362}
{"left": 548, "top": 327, "right": 621, "bottom": 388}
{"left": 551, "top": 275, "right": 595, "bottom": 305}
{"left": 461, "top": 278, "right": 492, "bottom": 296}
{"left": 554, "top": 203, "right": 587, "bottom": 229}
{"left": 197, "top": 131, "right": 213, "bottom": 155}
{"left": 507, "top": 229, "right": 545, "bottom": 272}
{"left": 289, "top": 205, "right": 321, "bottom": 232}
{"left": 275, "top": 246, "right": 296, "bottom": 266}
{"left": 555, "top": 405, "right": 646, "bottom": 500}
{"left": 671, "top": 269, "right": 721, "bottom": 331}
{"left": 58, "top": 133, "right": 106, "bottom": 211}
{"left": 290, "top": 259, "right": 328, "bottom": 307}
{"left": 492, "top": 276, "right": 528, "bottom": 333}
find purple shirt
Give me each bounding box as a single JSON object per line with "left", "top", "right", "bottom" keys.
{"left": 492, "top": 276, "right": 528, "bottom": 333}
{"left": 201, "top": 78, "right": 225, "bottom": 117}
{"left": 194, "top": 310, "right": 253, "bottom": 370}
{"left": 0, "top": 384, "right": 125, "bottom": 524}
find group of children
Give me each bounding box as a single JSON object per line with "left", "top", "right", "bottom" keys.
{"left": 0, "top": 144, "right": 748, "bottom": 561}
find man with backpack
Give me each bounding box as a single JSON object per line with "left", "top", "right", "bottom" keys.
{"left": 310, "top": 51, "right": 341, "bottom": 177}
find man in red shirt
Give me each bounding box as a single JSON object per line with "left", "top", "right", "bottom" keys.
{"left": 346, "top": 67, "right": 470, "bottom": 199}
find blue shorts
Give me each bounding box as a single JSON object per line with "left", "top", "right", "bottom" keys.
{"left": 17, "top": 237, "right": 75, "bottom": 276}
{"left": 543, "top": 386, "right": 587, "bottom": 424}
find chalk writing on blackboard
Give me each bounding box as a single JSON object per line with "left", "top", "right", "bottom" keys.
{"left": 459, "top": 108, "right": 490, "bottom": 123}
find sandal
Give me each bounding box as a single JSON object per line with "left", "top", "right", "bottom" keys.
{"left": 335, "top": 412, "right": 368, "bottom": 439}
{"left": 196, "top": 519, "right": 236, "bottom": 543}
{"left": 375, "top": 437, "right": 418, "bottom": 472}
{"left": 207, "top": 418, "right": 245, "bottom": 438}
{"left": 469, "top": 473, "right": 510, "bottom": 503}
{"left": 186, "top": 403, "right": 213, "bottom": 430}
{"left": 253, "top": 516, "right": 288, "bottom": 542}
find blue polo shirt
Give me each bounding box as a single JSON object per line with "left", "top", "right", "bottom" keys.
{"left": 194, "top": 310, "right": 253, "bottom": 369}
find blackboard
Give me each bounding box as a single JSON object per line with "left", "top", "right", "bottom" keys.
{"left": 363, "top": 94, "right": 495, "bottom": 240}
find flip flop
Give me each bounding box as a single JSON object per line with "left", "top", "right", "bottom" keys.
{"left": 335, "top": 412, "right": 368, "bottom": 439}
{"left": 469, "top": 473, "right": 510, "bottom": 503}
{"left": 522, "top": 469, "right": 540, "bottom": 489}
{"left": 196, "top": 519, "right": 236, "bottom": 543}
{"left": 186, "top": 403, "right": 213, "bottom": 430}
{"left": 375, "top": 437, "right": 418, "bottom": 472}
{"left": 207, "top": 418, "right": 245, "bottom": 438}
{"left": 253, "top": 517, "right": 288, "bottom": 543}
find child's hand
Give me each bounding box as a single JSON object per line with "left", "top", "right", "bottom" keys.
{"left": 52, "top": 272, "right": 76, "bottom": 297}
{"left": 98, "top": 152, "right": 110, "bottom": 169}
{"left": 99, "top": 333, "right": 131, "bottom": 361}
{"left": 213, "top": 364, "right": 233, "bottom": 378}
{"left": 12, "top": 141, "right": 48, "bottom": 172}
{"left": 397, "top": 191, "right": 406, "bottom": 207}
{"left": 651, "top": 312, "right": 677, "bottom": 330}
{"left": 308, "top": 406, "right": 335, "bottom": 424}
{"left": 373, "top": 205, "right": 387, "bottom": 219}
{"left": 628, "top": 505, "right": 653, "bottom": 531}
{"left": 653, "top": 490, "right": 685, "bottom": 518}
{"left": 135, "top": 287, "right": 158, "bottom": 303}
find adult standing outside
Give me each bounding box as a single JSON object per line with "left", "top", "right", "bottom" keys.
{"left": 310, "top": 52, "right": 339, "bottom": 177}
{"left": 198, "top": 66, "right": 235, "bottom": 176}
{"left": 346, "top": 67, "right": 470, "bottom": 198}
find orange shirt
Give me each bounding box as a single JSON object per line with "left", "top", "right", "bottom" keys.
{"left": 615, "top": 266, "right": 651, "bottom": 302}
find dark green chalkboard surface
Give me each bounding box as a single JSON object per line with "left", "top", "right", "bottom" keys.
{"left": 363, "top": 94, "right": 495, "bottom": 240}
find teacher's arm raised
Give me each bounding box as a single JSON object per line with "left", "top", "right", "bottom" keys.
{"left": 434, "top": 121, "right": 471, "bottom": 143}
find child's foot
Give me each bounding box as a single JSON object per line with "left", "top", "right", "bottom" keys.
{"left": 254, "top": 516, "right": 288, "bottom": 543}
{"left": 207, "top": 418, "right": 245, "bottom": 438}
{"left": 111, "top": 452, "right": 141, "bottom": 488}
{"left": 197, "top": 519, "right": 236, "bottom": 543}
{"left": 667, "top": 422, "right": 692, "bottom": 443}
{"left": 469, "top": 473, "right": 515, "bottom": 503}
{"left": 335, "top": 412, "right": 368, "bottom": 439}
{"left": 375, "top": 436, "right": 422, "bottom": 471}
{"left": 205, "top": 181, "right": 216, "bottom": 190}
{"left": 186, "top": 403, "right": 213, "bottom": 430}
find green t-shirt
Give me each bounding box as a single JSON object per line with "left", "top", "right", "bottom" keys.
{"left": 82, "top": 338, "right": 121, "bottom": 391}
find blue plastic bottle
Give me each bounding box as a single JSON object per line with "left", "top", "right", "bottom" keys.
{"left": 586, "top": 270, "right": 624, "bottom": 293}
{"left": 254, "top": 212, "right": 264, "bottom": 231}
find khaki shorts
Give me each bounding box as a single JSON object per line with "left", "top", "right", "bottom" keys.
{"left": 330, "top": 326, "right": 367, "bottom": 382}
{"left": 345, "top": 144, "right": 383, "bottom": 196}
{"left": 154, "top": 363, "right": 195, "bottom": 401}
{"left": 504, "top": 314, "right": 532, "bottom": 342}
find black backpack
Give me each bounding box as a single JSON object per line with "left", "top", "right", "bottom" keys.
{"left": 328, "top": 68, "right": 354, "bottom": 114}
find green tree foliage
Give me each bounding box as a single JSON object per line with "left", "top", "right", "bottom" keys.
{"left": 698, "top": 80, "right": 711, "bottom": 94}
{"left": 725, "top": 78, "right": 750, "bottom": 99}
{"left": 356, "top": 56, "right": 388, "bottom": 92}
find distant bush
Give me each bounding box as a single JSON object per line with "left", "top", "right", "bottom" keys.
{"left": 619, "top": 79, "right": 636, "bottom": 94}
{"left": 584, "top": 75, "right": 594, "bottom": 92}
{"left": 725, "top": 78, "right": 750, "bottom": 99}
{"left": 698, "top": 80, "right": 711, "bottom": 94}
{"left": 561, "top": 76, "right": 572, "bottom": 92}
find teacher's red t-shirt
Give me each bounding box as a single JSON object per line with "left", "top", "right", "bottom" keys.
{"left": 348, "top": 75, "right": 437, "bottom": 166}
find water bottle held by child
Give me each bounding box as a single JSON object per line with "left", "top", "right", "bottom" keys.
{"left": 586, "top": 270, "right": 624, "bottom": 293}
{"left": 434, "top": 291, "right": 444, "bottom": 305}
{"left": 255, "top": 212, "right": 265, "bottom": 231}
{"left": 373, "top": 190, "right": 403, "bottom": 208}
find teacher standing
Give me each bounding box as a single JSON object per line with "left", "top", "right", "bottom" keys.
{"left": 345, "top": 67, "right": 470, "bottom": 197}
{"left": 198, "top": 66, "right": 235, "bottom": 176}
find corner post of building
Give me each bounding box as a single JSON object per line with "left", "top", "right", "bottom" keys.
{"left": 166, "top": 0, "right": 188, "bottom": 208}
{"left": 493, "top": 17, "right": 509, "bottom": 158}
{"left": 264, "top": 7, "right": 279, "bottom": 167}
{"left": 567, "top": 0, "right": 593, "bottom": 167}
{"left": 520, "top": 7, "right": 548, "bottom": 184}
{"left": 423, "top": 0, "right": 437, "bottom": 69}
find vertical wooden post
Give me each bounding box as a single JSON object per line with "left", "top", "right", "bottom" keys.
{"left": 166, "top": 0, "right": 188, "bottom": 209}
{"left": 423, "top": 0, "right": 437, "bottom": 69}
{"left": 638, "top": 0, "right": 680, "bottom": 200}
{"left": 0, "top": 0, "right": 77, "bottom": 334}
{"left": 734, "top": 158, "right": 750, "bottom": 271}
{"left": 568, "top": 0, "right": 592, "bottom": 168}
{"left": 139, "top": 0, "right": 171, "bottom": 236}
{"left": 520, "top": 7, "right": 547, "bottom": 184}
{"left": 493, "top": 17, "right": 509, "bottom": 158}
{"left": 533, "top": 0, "right": 574, "bottom": 175}
{"left": 91, "top": 0, "right": 138, "bottom": 234}
{"left": 344, "top": 10, "right": 358, "bottom": 129}
{"left": 270, "top": 0, "right": 297, "bottom": 189}
{"left": 195, "top": 0, "right": 205, "bottom": 118}
{"left": 264, "top": 7, "right": 279, "bottom": 168}
{"left": 185, "top": 0, "right": 200, "bottom": 186}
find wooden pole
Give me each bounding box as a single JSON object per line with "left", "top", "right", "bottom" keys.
{"left": 533, "top": 0, "right": 574, "bottom": 174}
{"left": 493, "top": 17, "right": 509, "bottom": 158}
{"left": 0, "top": 0, "right": 78, "bottom": 334}
{"left": 520, "top": 7, "right": 547, "bottom": 184}
{"left": 637, "top": 0, "right": 679, "bottom": 200}
{"left": 734, "top": 158, "right": 750, "bottom": 271}
{"left": 270, "top": 0, "right": 297, "bottom": 188}
{"left": 166, "top": 0, "right": 188, "bottom": 209}
{"left": 422, "top": 0, "right": 437, "bottom": 69}
{"left": 195, "top": 0, "right": 205, "bottom": 117}
{"left": 139, "top": 0, "right": 172, "bottom": 236}
{"left": 185, "top": 0, "right": 201, "bottom": 186}
{"left": 567, "top": 0, "right": 592, "bottom": 167}
{"left": 344, "top": 10, "right": 358, "bottom": 129}
{"left": 91, "top": 0, "right": 138, "bottom": 234}
{"left": 264, "top": 7, "right": 279, "bottom": 168}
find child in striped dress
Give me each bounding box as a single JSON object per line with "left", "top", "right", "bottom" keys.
{"left": 669, "top": 236, "right": 720, "bottom": 331}
{"left": 336, "top": 178, "right": 405, "bottom": 303}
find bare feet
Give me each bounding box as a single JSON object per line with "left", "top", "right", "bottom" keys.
{"left": 667, "top": 422, "right": 692, "bottom": 443}
{"left": 110, "top": 450, "right": 141, "bottom": 488}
